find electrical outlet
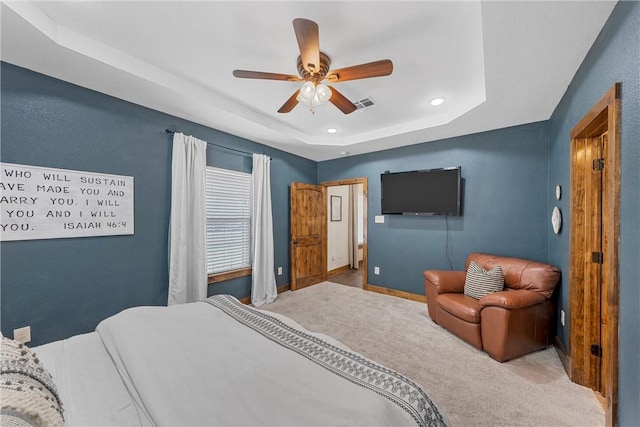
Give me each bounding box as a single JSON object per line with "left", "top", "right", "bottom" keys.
{"left": 374, "top": 266, "right": 380, "bottom": 275}
{"left": 277, "top": 266, "right": 283, "bottom": 275}
{"left": 14, "top": 326, "right": 31, "bottom": 343}
{"left": 560, "top": 310, "right": 565, "bottom": 326}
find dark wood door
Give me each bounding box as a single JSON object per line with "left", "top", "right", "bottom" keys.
{"left": 290, "top": 182, "right": 326, "bottom": 290}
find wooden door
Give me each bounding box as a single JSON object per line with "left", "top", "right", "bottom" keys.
{"left": 571, "top": 135, "right": 604, "bottom": 393}
{"left": 290, "top": 182, "right": 326, "bottom": 290}
{"left": 568, "top": 83, "right": 620, "bottom": 426}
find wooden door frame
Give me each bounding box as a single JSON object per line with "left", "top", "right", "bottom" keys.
{"left": 321, "top": 178, "right": 368, "bottom": 289}
{"left": 568, "top": 83, "right": 620, "bottom": 426}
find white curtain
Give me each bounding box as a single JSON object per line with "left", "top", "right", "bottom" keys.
{"left": 348, "top": 185, "right": 360, "bottom": 269}
{"left": 167, "top": 133, "right": 207, "bottom": 305}
{"left": 251, "top": 154, "right": 277, "bottom": 306}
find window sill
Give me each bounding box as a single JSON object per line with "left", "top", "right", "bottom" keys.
{"left": 208, "top": 267, "right": 252, "bottom": 284}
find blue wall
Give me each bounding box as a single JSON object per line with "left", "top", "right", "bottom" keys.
{"left": 318, "top": 121, "right": 550, "bottom": 294}
{"left": 0, "top": 62, "right": 316, "bottom": 346}
{"left": 318, "top": 2, "right": 639, "bottom": 424}
{"left": 547, "top": 1, "right": 639, "bottom": 425}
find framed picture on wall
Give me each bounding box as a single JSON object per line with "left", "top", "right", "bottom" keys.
{"left": 331, "top": 195, "right": 342, "bottom": 221}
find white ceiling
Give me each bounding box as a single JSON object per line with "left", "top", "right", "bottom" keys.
{"left": 1, "top": 1, "right": 616, "bottom": 161}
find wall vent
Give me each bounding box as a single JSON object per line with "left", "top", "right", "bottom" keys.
{"left": 354, "top": 98, "right": 376, "bottom": 111}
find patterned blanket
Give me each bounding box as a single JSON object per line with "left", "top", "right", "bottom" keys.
{"left": 0, "top": 337, "right": 64, "bottom": 427}
{"left": 206, "top": 295, "right": 447, "bottom": 427}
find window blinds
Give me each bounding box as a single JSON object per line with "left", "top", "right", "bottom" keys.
{"left": 205, "top": 167, "right": 252, "bottom": 274}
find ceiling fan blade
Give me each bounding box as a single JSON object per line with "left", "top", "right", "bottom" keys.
{"left": 328, "top": 86, "right": 357, "bottom": 114}
{"left": 278, "top": 90, "right": 301, "bottom": 113}
{"left": 325, "top": 60, "right": 393, "bottom": 82}
{"left": 292, "top": 18, "right": 320, "bottom": 75}
{"left": 233, "top": 70, "right": 301, "bottom": 81}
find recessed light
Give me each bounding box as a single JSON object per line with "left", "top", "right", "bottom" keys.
{"left": 429, "top": 97, "right": 445, "bottom": 106}
{"left": 340, "top": 151, "right": 349, "bottom": 156}
{"left": 326, "top": 127, "right": 338, "bottom": 134}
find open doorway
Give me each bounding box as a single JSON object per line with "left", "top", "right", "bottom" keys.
{"left": 322, "top": 178, "right": 368, "bottom": 289}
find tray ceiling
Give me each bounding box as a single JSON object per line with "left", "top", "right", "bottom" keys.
{"left": 1, "top": 1, "right": 616, "bottom": 160}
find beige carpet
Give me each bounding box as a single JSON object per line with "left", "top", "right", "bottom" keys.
{"left": 261, "top": 281, "right": 604, "bottom": 427}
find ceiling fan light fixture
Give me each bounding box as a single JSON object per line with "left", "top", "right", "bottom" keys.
{"left": 326, "top": 127, "right": 338, "bottom": 134}
{"left": 429, "top": 97, "right": 445, "bottom": 107}
{"left": 298, "top": 81, "right": 316, "bottom": 101}
{"left": 296, "top": 82, "right": 332, "bottom": 113}
{"left": 315, "top": 84, "right": 332, "bottom": 103}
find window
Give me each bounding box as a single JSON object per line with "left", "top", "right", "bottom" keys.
{"left": 205, "top": 167, "right": 252, "bottom": 276}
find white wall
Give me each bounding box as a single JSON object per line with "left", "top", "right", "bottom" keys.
{"left": 327, "top": 184, "right": 364, "bottom": 272}
{"left": 327, "top": 185, "right": 350, "bottom": 271}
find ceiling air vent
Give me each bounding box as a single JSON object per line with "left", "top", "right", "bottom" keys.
{"left": 354, "top": 98, "right": 376, "bottom": 111}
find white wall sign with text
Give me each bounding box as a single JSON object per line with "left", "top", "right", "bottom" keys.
{"left": 0, "top": 163, "right": 134, "bottom": 241}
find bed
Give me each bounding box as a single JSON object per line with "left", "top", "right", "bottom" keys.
{"left": 3, "top": 295, "right": 448, "bottom": 426}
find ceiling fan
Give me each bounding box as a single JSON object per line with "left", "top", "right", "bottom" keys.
{"left": 232, "top": 18, "right": 393, "bottom": 114}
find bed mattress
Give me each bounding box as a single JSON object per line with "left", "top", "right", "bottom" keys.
{"left": 32, "top": 295, "right": 448, "bottom": 426}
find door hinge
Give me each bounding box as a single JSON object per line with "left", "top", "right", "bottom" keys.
{"left": 591, "top": 252, "right": 604, "bottom": 264}
{"left": 593, "top": 158, "right": 605, "bottom": 170}
{"left": 591, "top": 344, "right": 603, "bottom": 357}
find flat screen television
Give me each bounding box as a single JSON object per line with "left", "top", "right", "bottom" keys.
{"left": 381, "top": 167, "right": 462, "bottom": 216}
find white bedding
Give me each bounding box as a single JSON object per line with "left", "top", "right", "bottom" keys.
{"left": 35, "top": 295, "right": 447, "bottom": 426}
{"left": 33, "top": 332, "right": 141, "bottom": 426}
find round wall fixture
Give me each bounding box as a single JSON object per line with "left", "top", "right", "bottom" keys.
{"left": 552, "top": 206, "right": 562, "bottom": 234}
{"left": 555, "top": 184, "right": 562, "bottom": 200}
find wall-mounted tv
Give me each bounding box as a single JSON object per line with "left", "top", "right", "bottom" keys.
{"left": 381, "top": 167, "right": 462, "bottom": 216}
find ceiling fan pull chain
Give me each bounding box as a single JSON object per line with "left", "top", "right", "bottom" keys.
{"left": 308, "top": 89, "right": 316, "bottom": 114}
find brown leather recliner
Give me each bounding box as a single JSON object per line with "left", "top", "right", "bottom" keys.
{"left": 424, "top": 252, "right": 560, "bottom": 362}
